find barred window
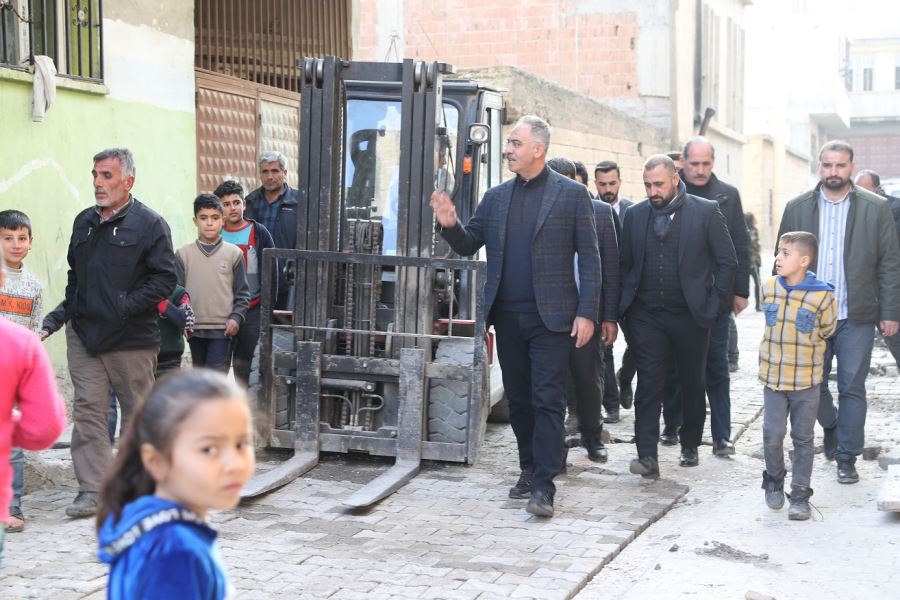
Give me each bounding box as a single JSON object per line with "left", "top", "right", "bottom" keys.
{"left": 0, "top": 0, "right": 103, "bottom": 81}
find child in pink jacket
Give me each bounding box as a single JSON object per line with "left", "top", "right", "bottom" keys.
{"left": 0, "top": 257, "right": 67, "bottom": 566}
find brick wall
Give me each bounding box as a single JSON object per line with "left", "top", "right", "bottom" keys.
{"left": 458, "top": 66, "right": 669, "bottom": 200}
{"left": 356, "top": 0, "right": 640, "bottom": 99}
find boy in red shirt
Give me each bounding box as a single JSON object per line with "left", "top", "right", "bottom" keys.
{"left": 215, "top": 180, "right": 275, "bottom": 386}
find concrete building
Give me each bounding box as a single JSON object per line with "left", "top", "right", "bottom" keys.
{"left": 742, "top": 0, "right": 851, "bottom": 248}
{"left": 357, "top": 0, "right": 751, "bottom": 187}
{"left": 0, "top": 1, "right": 197, "bottom": 369}
{"left": 842, "top": 37, "right": 900, "bottom": 179}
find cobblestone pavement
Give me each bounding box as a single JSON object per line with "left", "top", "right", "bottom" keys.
{"left": 1, "top": 311, "right": 776, "bottom": 599}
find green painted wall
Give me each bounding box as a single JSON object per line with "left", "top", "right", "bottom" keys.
{"left": 0, "top": 75, "right": 196, "bottom": 368}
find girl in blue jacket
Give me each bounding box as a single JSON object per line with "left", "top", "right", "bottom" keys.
{"left": 96, "top": 370, "right": 255, "bottom": 599}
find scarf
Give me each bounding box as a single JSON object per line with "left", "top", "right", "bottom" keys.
{"left": 650, "top": 181, "right": 687, "bottom": 239}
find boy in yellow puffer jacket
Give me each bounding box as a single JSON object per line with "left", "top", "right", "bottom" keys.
{"left": 759, "top": 231, "right": 837, "bottom": 521}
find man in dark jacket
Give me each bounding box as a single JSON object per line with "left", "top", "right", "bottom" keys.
{"left": 853, "top": 170, "right": 900, "bottom": 370}
{"left": 778, "top": 141, "right": 900, "bottom": 484}
{"left": 661, "top": 137, "right": 750, "bottom": 456}
{"left": 63, "top": 148, "right": 177, "bottom": 518}
{"left": 431, "top": 116, "right": 601, "bottom": 518}
{"left": 547, "top": 157, "right": 620, "bottom": 461}
{"left": 619, "top": 155, "right": 737, "bottom": 479}
{"left": 216, "top": 179, "right": 276, "bottom": 386}
{"left": 593, "top": 161, "right": 636, "bottom": 415}
{"left": 243, "top": 151, "right": 298, "bottom": 309}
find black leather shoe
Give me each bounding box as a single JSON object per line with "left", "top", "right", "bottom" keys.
{"left": 617, "top": 369, "right": 633, "bottom": 409}
{"left": 603, "top": 407, "right": 620, "bottom": 424}
{"left": 679, "top": 447, "right": 699, "bottom": 467}
{"left": 629, "top": 456, "right": 660, "bottom": 479}
{"left": 659, "top": 426, "right": 680, "bottom": 446}
{"left": 509, "top": 470, "right": 533, "bottom": 499}
{"left": 526, "top": 490, "right": 554, "bottom": 517}
{"left": 837, "top": 461, "right": 859, "bottom": 484}
{"left": 584, "top": 436, "right": 608, "bottom": 463}
{"left": 712, "top": 438, "right": 736, "bottom": 456}
{"left": 823, "top": 427, "right": 837, "bottom": 461}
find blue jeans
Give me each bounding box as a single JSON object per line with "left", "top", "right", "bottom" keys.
{"left": 9, "top": 447, "right": 24, "bottom": 510}
{"left": 817, "top": 319, "right": 875, "bottom": 463}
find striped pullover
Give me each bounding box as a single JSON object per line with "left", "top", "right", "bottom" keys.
{"left": 758, "top": 272, "right": 837, "bottom": 391}
{"left": 0, "top": 264, "right": 43, "bottom": 333}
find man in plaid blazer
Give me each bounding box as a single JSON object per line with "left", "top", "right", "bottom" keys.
{"left": 430, "top": 116, "right": 601, "bottom": 518}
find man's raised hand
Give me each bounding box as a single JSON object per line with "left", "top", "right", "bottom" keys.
{"left": 430, "top": 190, "right": 458, "bottom": 229}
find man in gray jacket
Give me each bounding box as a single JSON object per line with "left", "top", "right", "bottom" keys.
{"left": 777, "top": 141, "right": 900, "bottom": 484}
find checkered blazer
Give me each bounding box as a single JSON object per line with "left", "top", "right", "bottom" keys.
{"left": 758, "top": 276, "right": 837, "bottom": 391}
{"left": 440, "top": 168, "right": 601, "bottom": 332}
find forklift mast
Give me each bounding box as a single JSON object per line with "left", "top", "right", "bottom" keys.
{"left": 247, "top": 57, "right": 503, "bottom": 507}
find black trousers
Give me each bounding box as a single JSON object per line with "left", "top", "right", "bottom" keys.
{"left": 494, "top": 310, "right": 572, "bottom": 495}
{"left": 750, "top": 266, "right": 762, "bottom": 309}
{"left": 602, "top": 344, "right": 619, "bottom": 410}
{"left": 231, "top": 305, "right": 261, "bottom": 386}
{"left": 567, "top": 329, "right": 605, "bottom": 438}
{"left": 619, "top": 346, "right": 637, "bottom": 385}
{"left": 624, "top": 304, "right": 710, "bottom": 459}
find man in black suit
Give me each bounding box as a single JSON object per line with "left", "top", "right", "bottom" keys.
{"left": 547, "top": 157, "right": 620, "bottom": 463}
{"left": 594, "top": 161, "right": 635, "bottom": 420}
{"left": 619, "top": 155, "right": 737, "bottom": 478}
{"left": 661, "top": 137, "right": 750, "bottom": 455}
{"left": 430, "top": 116, "right": 601, "bottom": 518}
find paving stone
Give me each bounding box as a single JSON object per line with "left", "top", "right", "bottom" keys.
{"left": 878, "top": 451, "right": 900, "bottom": 470}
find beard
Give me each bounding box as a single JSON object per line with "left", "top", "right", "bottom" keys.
{"left": 822, "top": 176, "right": 849, "bottom": 191}
{"left": 649, "top": 191, "right": 675, "bottom": 207}
{"left": 600, "top": 192, "right": 617, "bottom": 203}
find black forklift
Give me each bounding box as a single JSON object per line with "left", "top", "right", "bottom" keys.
{"left": 245, "top": 57, "right": 507, "bottom": 507}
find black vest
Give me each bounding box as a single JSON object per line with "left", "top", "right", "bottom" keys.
{"left": 638, "top": 210, "right": 688, "bottom": 312}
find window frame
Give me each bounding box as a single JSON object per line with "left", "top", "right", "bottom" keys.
{"left": 0, "top": 0, "right": 104, "bottom": 81}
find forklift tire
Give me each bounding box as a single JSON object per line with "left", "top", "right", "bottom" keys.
{"left": 428, "top": 337, "right": 488, "bottom": 444}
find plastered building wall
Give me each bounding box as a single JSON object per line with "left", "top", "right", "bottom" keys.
{"left": 0, "top": 8, "right": 197, "bottom": 381}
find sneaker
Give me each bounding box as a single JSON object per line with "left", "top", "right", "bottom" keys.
{"left": 525, "top": 490, "right": 555, "bottom": 517}
{"left": 761, "top": 470, "right": 785, "bottom": 510}
{"left": 617, "top": 370, "right": 633, "bottom": 409}
{"left": 836, "top": 461, "right": 859, "bottom": 484}
{"left": 660, "top": 425, "right": 679, "bottom": 446}
{"left": 823, "top": 427, "right": 837, "bottom": 461}
{"left": 787, "top": 486, "right": 813, "bottom": 521}
{"left": 65, "top": 492, "right": 99, "bottom": 519}
{"left": 629, "top": 456, "right": 660, "bottom": 479}
{"left": 679, "top": 446, "right": 699, "bottom": 467}
{"left": 712, "top": 438, "right": 736, "bottom": 456}
{"left": 508, "top": 470, "right": 533, "bottom": 499}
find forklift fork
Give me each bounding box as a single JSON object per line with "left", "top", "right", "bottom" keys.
{"left": 242, "top": 341, "right": 322, "bottom": 498}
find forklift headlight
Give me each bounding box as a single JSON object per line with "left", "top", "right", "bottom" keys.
{"left": 468, "top": 123, "right": 490, "bottom": 145}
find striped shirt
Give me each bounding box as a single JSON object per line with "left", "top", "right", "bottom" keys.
{"left": 758, "top": 275, "right": 837, "bottom": 391}
{"left": 817, "top": 190, "right": 850, "bottom": 319}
